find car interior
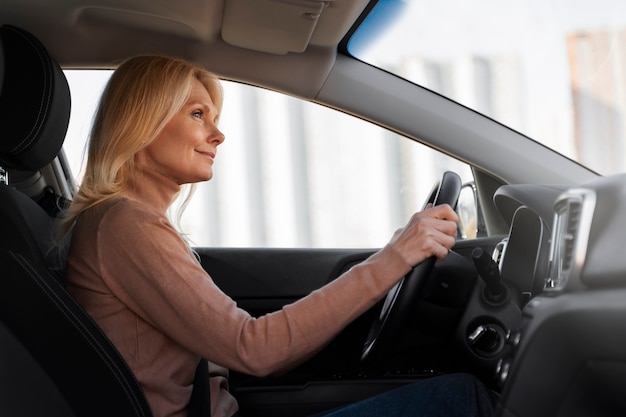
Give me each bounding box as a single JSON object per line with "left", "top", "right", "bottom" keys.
{"left": 2, "top": 1, "right": 626, "bottom": 417}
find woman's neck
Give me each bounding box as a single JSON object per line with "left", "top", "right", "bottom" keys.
{"left": 127, "top": 166, "right": 181, "bottom": 213}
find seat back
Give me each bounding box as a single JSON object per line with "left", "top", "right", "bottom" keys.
{"left": 0, "top": 250, "right": 154, "bottom": 417}
{"left": 0, "top": 25, "right": 153, "bottom": 417}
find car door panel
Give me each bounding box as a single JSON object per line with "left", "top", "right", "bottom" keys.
{"left": 197, "top": 248, "right": 375, "bottom": 316}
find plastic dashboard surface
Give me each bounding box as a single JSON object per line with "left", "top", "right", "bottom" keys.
{"left": 496, "top": 173, "right": 626, "bottom": 417}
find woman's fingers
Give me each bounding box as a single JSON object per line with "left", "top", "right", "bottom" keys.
{"left": 389, "top": 204, "right": 459, "bottom": 266}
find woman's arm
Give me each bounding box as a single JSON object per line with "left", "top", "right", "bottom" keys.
{"left": 96, "top": 199, "right": 454, "bottom": 376}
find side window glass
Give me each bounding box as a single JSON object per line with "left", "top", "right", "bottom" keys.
{"left": 64, "top": 71, "right": 473, "bottom": 249}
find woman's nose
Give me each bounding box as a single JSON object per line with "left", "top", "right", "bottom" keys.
{"left": 209, "top": 127, "right": 225, "bottom": 145}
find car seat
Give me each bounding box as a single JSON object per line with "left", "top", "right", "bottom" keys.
{"left": 0, "top": 25, "right": 209, "bottom": 417}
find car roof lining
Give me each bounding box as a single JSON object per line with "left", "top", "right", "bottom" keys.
{"left": 1, "top": 0, "right": 368, "bottom": 98}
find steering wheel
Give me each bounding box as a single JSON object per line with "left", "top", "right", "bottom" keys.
{"left": 361, "top": 171, "right": 462, "bottom": 362}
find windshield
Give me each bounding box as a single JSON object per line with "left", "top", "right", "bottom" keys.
{"left": 349, "top": 0, "right": 626, "bottom": 176}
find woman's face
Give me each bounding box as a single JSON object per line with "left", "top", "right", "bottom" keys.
{"left": 136, "top": 79, "right": 225, "bottom": 184}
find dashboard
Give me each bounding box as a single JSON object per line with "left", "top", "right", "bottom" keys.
{"left": 487, "top": 173, "right": 626, "bottom": 417}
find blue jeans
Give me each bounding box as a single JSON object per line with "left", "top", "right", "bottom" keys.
{"left": 311, "top": 373, "right": 498, "bottom": 417}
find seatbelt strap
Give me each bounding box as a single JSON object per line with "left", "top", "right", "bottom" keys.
{"left": 188, "top": 358, "right": 211, "bottom": 417}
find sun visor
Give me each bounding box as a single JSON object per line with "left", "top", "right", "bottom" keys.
{"left": 221, "top": 0, "right": 326, "bottom": 54}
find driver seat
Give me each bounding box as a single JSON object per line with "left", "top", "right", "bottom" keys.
{"left": 0, "top": 24, "right": 155, "bottom": 417}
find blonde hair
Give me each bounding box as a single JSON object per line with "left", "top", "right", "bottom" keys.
{"left": 60, "top": 55, "right": 223, "bottom": 237}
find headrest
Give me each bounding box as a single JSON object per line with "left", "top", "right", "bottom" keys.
{"left": 0, "top": 25, "right": 71, "bottom": 172}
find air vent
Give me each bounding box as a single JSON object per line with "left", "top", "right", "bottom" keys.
{"left": 546, "top": 189, "right": 596, "bottom": 291}
{"left": 560, "top": 199, "right": 581, "bottom": 272}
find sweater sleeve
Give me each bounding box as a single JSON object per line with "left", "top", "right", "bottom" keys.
{"left": 97, "top": 199, "right": 412, "bottom": 376}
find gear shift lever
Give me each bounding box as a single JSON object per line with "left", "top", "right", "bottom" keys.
{"left": 472, "top": 247, "right": 507, "bottom": 305}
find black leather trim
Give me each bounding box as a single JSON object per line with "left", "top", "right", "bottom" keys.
{"left": 0, "top": 250, "right": 153, "bottom": 417}
{"left": 0, "top": 25, "right": 70, "bottom": 171}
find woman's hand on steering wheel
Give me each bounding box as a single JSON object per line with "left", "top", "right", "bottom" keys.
{"left": 389, "top": 204, "right": 459, "bottom": 267}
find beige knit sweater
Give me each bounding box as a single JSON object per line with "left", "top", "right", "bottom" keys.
{"left": 65, "top": 167, "right": 412, "bottom": 417}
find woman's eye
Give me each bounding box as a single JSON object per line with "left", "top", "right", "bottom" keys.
{"left": 192, "top": 110, "right": 203, "bottom": 119}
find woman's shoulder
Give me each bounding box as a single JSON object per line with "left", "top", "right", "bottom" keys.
{"left": 83, "top": 195, "right": 166, "bottom": 228}
{"left": 73, "top": 195, "right": 177, "bottom": 249}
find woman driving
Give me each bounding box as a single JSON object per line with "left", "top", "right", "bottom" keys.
{"left": 62, "top": 55, "right": 495, "bottom": 417}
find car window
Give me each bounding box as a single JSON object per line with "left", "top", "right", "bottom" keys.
{"left": 64, "top": 70, "right": 473, "bottom": 248}
{"left": 348, "top": 0, "right": 626, "bottom": 176}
